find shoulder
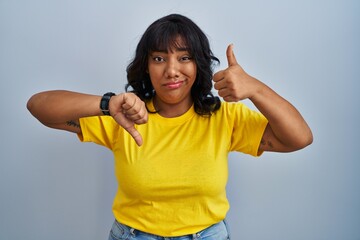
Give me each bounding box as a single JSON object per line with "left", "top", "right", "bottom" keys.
{"left": 215, "top": 101, "right": 247, "bottom": 116}
{"left": 78, "top": 116, "right": 123, "bottom": 147}
{"left": 213, "top": 101, "right": 267, "bottom": 126}
{"left": 80, "top": 116, "right": 120, "bottom": 131}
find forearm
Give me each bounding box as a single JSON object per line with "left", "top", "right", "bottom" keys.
{"left": 213, "top": 44, "right": 312, "bottom": 152}
{"left": 250, "top": 82, "right": 313, "bottom": 149}
{"left": 27, "top": 90, "right": 102, "bottom": 126}
{"left": 27, "top": 90, "right": 148, "bottom": 145}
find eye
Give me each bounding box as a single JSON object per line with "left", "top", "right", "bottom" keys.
{"left": 153, "top": 56, "right": 165, "bottom": 62}
{"left": 180, "top": 55, "right": 193, "bottom": 62}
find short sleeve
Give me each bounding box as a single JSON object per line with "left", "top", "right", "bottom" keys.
{"left": 227, "top": 103, "right": 268, "bottom": 156}
{"left": 77, "top": 116, "right": 119, "bottom": 150}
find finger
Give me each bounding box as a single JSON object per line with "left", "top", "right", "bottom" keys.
{"left": 122, "top": 94, "right": 137, "bottom": 112}
{"left": 217, "top": 88, "right": 237, "bottom": 102}
{"left": 126, "top": 111, "right": 148, "bottom": 124}
{"left": 112, "top": 109, "right": 145, "bottom": 146}
{"left": 122, "top": 100, "right": 148, "bottom": 123}
{"left": 213, "top": 70, "right": 225, "bottom": 82}
{"left": 124, "top": 125, "right": 143, "bottom": 146}
{"left": 213, "top": 79, "right": 227, "bottom": 91}
{"left": 226, "top": 44, "right": 238, "bottom": 67}
{"left": 217, "top": 88, "right": 232, "bottom": 98}
{"left": 223, "top": 95, "right": 237, "bottom": 102}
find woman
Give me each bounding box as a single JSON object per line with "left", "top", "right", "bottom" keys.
{"left": 27, "top": 14, "right": 313, "bottom": 240}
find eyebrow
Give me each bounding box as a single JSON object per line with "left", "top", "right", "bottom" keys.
{"left": 151, "top": 47, "right": 189, "bottom": 54}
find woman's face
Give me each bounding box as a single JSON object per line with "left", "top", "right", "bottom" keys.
{"left": 147, "top": 38, "right": 197, "bottom": 112}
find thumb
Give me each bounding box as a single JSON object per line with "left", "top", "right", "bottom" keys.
{"left": 226, "top": 44, "right": 238, "bottom": 67}
{"left": 124, "top": 125, "right": 143, "bottom": 146}
{"left": 112, "top": 111, "right": 144, "bottom": 146}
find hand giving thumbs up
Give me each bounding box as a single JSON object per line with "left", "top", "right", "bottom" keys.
{"left": 213, "top": 44, "right": 261, "bottom": 102}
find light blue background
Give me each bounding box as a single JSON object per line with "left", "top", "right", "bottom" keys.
{"left": 1, "top": 0, "right": 359, "bottom": 239}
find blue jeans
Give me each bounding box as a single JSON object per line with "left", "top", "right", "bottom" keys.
{"left": 108, "top": 219, "right": 231, "bottom": 240}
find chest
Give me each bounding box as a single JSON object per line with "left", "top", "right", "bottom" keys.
{"left": 112, "top": 119, "right": 230, "bottom": 199}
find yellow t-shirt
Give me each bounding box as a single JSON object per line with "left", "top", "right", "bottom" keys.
{"left": 78, "top": 101, "right": 267, "bottom": 237}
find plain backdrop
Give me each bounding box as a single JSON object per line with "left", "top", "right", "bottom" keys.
{"left": 1, "top": 0, "right": 359, "bottom": 239}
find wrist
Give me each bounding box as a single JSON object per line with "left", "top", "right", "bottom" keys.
{"left": 100, "top": 92, "right": 116, "bottom": 115}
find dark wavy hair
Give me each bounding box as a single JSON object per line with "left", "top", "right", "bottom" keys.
{"left": 126, "top": 14, "right": 221, "bottom": 115}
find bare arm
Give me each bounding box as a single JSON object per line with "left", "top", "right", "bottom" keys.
{"left": 27, "top": 90, "right": 101, "bottom": 133}
{"left": 213, "top": 45, "right": 313, "bottom": 152}
{"left": 27, "top": 90, "right": 148, "bottom": 146}
{"left": 250, "top": 83, "right": 313, "bottom": 152}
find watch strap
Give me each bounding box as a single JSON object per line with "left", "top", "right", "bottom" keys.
{"left": 100, "top": 92, "right": 115, "bottom": 115}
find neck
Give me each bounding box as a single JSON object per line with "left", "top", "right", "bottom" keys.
{"left": 153, "top": 96, "right": 193, "bottom": 118}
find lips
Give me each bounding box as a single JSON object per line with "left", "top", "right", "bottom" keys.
{"left": 163, "top": 80, "right": 185, "bottom": 89}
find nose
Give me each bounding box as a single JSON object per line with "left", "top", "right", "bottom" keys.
{"left": 165, "top": 59, "right": 180, "bottom": 79}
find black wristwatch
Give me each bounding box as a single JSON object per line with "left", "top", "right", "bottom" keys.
{"left": 100, "top": 92, "right": 115, "bottom": 115}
